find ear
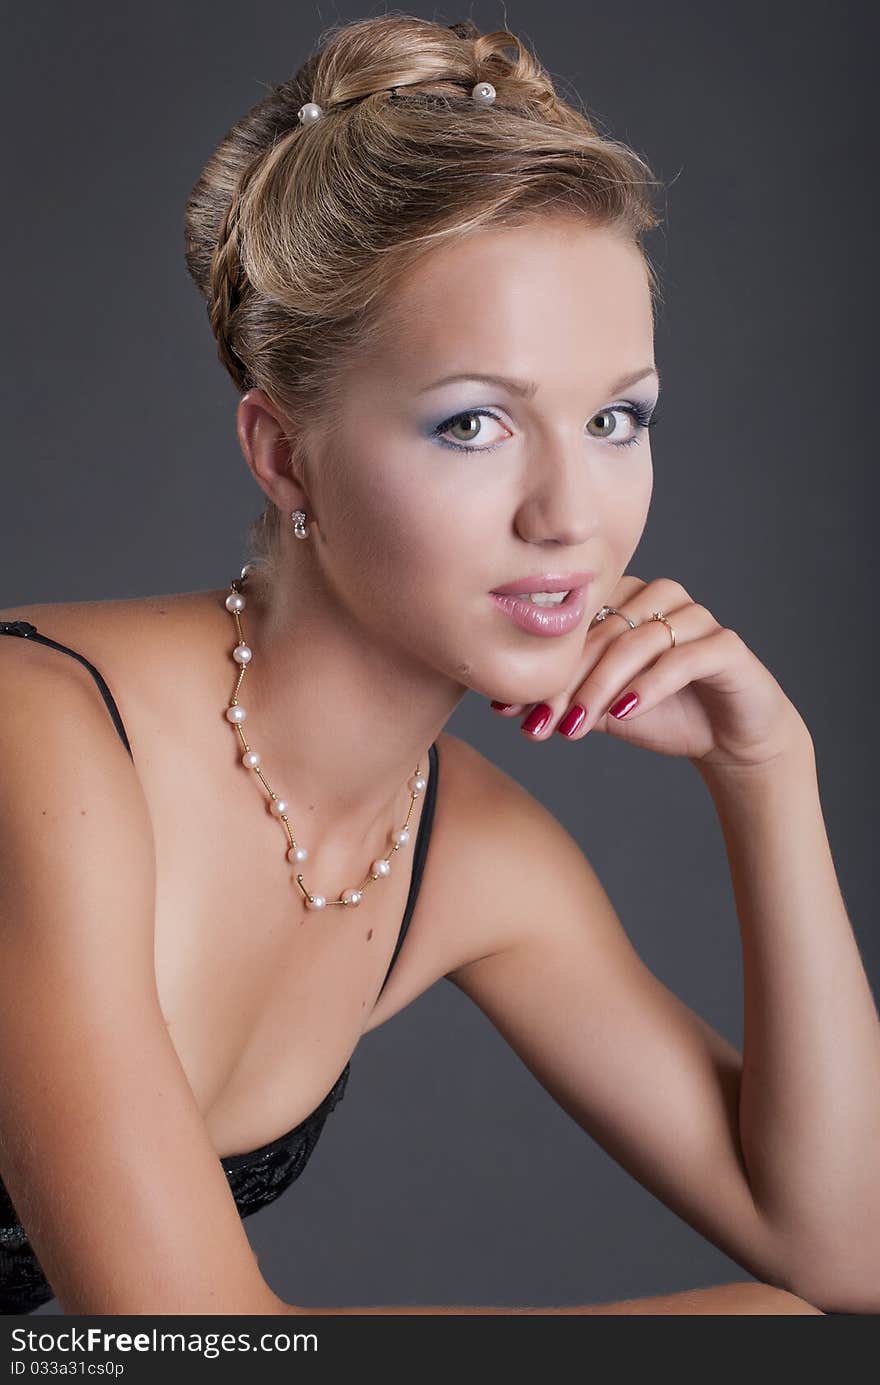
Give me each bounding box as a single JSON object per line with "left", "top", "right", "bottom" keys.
{"left": 236, "top": 390, "right": 310, "bottom": 514}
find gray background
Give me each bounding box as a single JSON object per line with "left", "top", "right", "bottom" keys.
{"left": 3, "top": 0, "right": 876, "bottom": 1313}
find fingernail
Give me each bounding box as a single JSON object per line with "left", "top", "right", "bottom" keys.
{"left": 490, "top": 701, "right": 513, "bottom": 710}
{"left": 557, "top": 703, "right": 587, "bottom": 737}
{"left": 521, "top": 702, "right": 553, "bottom": 735}
{"left": 608, "top": 691, "right": 639, "bottom": 719}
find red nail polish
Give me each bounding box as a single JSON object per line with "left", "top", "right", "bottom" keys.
{"left": 557, "top": 704, "right": 587, "bottom": 737}
{"left": 521, "top": 702, "right": 553, "bottom": 735}
{"left": 608, "top": 691, "right": 639, "bottom": 719}
{"left": 491, "top": 701, "right": 513, "bottom": 710}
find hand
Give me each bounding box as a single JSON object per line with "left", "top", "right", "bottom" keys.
{"left": 490, "top": 575, "right": 811, "bottom": 771}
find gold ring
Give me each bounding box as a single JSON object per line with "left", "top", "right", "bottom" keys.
{"left": 649, "top": 610, "right": 676, "bottom": 648}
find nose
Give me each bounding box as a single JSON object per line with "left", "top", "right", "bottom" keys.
{"left": 513, "top": 435, "right": 599, "bottom": 548}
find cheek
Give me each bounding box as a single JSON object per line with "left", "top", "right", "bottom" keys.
{"left": 320, "top": 455, "right": 476, "bottom": 605}
{"left": 602, "top": 457, "right": 653, "bottom": 556}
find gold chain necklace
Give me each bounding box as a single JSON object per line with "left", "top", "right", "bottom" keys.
{"left": 224, "top": 565, "right": 427, "bottom": 912}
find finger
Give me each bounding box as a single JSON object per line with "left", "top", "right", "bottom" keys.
{"left": 514, "top": 581, "right": 702, "bottom": 742}
{"left": 584, "top": 577, "right": 690, "bottom": 660}
{"left": 520, "top": 591, "right": 696, "bottom": 742}
{"left": 594, "top": 625, "right": 739, "bottom": 729}
{"left": 490, "top": 700, "right": 527, "bottom": 715}
{"left": 516, "top": 587, "right": 656, "bottom": 740}
{"left": 519, "top": 697, "right": 572, "bottom": 738}
{"left": 557, "top": 601, "right": 720, "bottom": 742}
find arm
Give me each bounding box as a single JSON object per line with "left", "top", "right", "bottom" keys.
{"left": 442, "top": 753, "right": 878, "bottom": 1315}
{"left": 0, "top": 655, "right": 288, "bottom": 1315}
{"left": 286, "top": 1282, "right": 823, "bottom": 1313}
{"left": 694, "top": 731, "right": 880, "bottom": 1305}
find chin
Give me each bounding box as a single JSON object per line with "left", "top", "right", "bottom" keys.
{"left": 478, "top": 650, "right": 579, "bottom": 703}
{"left": 417, "top": 610, "right": 577, "bottom": 700}
{"left": 460, "top": 667, "right": 570, "bottom": 707}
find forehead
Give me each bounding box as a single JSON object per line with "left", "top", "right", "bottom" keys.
{"left": 370, "top": 219, "right": 654, "bottom": 385}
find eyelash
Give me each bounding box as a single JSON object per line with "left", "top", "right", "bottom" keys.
{"left": 430, "top": 400, "right": 660, "bottom": 454}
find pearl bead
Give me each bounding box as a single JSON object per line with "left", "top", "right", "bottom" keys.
{"left": 242, "top": 750, "right": 261, "bottom": 768}
{"left": 270, "top": 798, "right": 288, "bottom": 817}
{"left": 342, "top": 888, "right": 362, "bottom": 906}
{"left": 226, "top": 704, "right": 247, "bottom": 723}
{"left": 298, "top": 101, "right": 323, "bottom": 124}
{"left": 391, "top": 827, "right": 410, "bottom": 846}
{"left": 306, "top": 894, "right": 326, "bottom": 910}
{"left": 408, "top": 774, "right": 427, "bottom": 795}
{"left": 226, "top": 592, "right": 245, "bottom": 612}
{"left": 371, "top": 858, "right": 391, "bottom": 878}
{"left": 471, "top": 81, "right": 496, "bottom": 105}
{"left": 233, "top": 643, "right": 252, "bottom": 664}
{"left": 287, "top": 844, "right": 308, "bottom": 863}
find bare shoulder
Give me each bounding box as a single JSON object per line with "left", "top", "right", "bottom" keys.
{"left": 0, "top": 592, "right": 177, "bottom": 673}
{"left": 0, "top": 597, "right": 130, "bottom": 769}
{"left": 435, "top": 728, "right": 568, "bottom": 832}
{"left": 0, "top": 588, "right": 224, "bottom": 735}
{"left": 0, "top": 608, "right": 158, "bottom": 875}
{"left": 0, "top": 589, "right": 210, "bottom": 651}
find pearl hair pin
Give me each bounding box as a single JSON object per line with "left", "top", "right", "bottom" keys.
{"left": 297, "top": 79, "right": 496, "bottom": 126}
{"left": 471, "top": 81, "right": 496, "bottom": 105}
{"left": 224, "top": 564, "right": 428, "bottom": 912}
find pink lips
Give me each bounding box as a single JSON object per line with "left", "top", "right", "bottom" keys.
{"left": 489, "top": 582, "right": 592, "bottom": 637}
{"left": 491, "top": 571, "right": 595, "bottom": 596}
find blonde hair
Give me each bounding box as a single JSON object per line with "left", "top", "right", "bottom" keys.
{"left": 183, "top": 14, "right": 664, "bottom": 585}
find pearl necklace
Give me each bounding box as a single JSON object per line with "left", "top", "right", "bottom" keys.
{"left": 223, "top": 565, "right": 428, "bottom": 912}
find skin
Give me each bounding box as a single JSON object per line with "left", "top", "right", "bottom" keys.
{"left": 235, "top": 217, "right": 657, "bottom": 865}
{"left": 293, "top": 1281, "right": 825, "bottom": 1314}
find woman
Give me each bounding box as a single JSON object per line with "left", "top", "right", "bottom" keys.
{"left": 0, "top": 14, "right": 873, "bottom": 1316}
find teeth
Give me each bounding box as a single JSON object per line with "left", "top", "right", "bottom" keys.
{"left": 525, "top": 591, "right": 569, "bottom": 606}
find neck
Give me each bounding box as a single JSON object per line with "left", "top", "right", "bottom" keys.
{"left": 215, "top": 561, "right": 465, "bottom": 866}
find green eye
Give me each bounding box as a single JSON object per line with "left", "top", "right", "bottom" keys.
{"left": 586, "top": 402, "right": 659, "bottom": 449}
{"left": 431, "top": 409, "right": 510, "bottom": 453}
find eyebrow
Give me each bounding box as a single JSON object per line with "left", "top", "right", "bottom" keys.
{"left": 417, "top": 364, "right": 660, "bottom": 399}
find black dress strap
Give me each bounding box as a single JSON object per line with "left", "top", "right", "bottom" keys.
{"left": 0, "top": 620, "right": 134, "bottom": 760}
{"left": 377, "top": 739, "right": 439, "bottom": 996}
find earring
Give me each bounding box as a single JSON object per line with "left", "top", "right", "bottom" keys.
{"left": 291, "top": 509, "right": 310, "bottom": 540}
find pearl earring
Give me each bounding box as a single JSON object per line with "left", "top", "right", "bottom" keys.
{"left": 291, "top": 509, "right": 310, "bottom": 539}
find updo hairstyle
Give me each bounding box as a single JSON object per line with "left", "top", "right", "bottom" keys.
{"left": 183, "top": 14, "right": 664, "bottom": 582}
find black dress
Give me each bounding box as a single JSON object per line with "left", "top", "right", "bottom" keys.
{"left": 0, "top": 619, "right": 439, "bottom": 1313}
